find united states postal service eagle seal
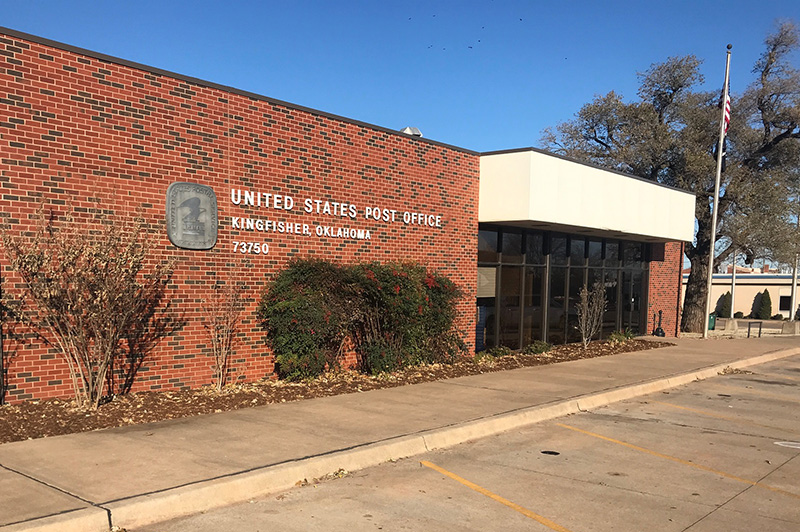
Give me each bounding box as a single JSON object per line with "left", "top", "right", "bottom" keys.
{"left": 166, "top": 182, "right": 218, "bottom": 250}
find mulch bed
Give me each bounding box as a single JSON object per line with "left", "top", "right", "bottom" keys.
{"left": 0, "top": 339, "right": 673, "bottom": 444}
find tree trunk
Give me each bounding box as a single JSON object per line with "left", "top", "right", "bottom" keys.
{"left": 681, "top": 216, "right": 713, "bottom": 333}
{"left": 681, "top": 253, "right": 709, "bottom": 333}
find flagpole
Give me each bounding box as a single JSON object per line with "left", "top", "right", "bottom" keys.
{"left": 703, "top": 44, "right": 732, "bottom": 339}
{"left": 791, "top": 212, "right": 799, "bottom": 320}
{"left": 731, "top": 249, "right": 737, "bottom": 317}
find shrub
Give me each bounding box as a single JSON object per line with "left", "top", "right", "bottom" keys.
{"left": 758, "top": 289, "right": 773, "bottom": 320}
{"left": 474, "top": 345, "right": 514, "bottom": 365}
{"left": 202, "top": 280, "right": 245, "bottom": 391}
{"left": 2, "top": 207, "right": 179, "bottom": 409}
{"left": 0, "top": 297, "right": 22, "bottom": 406}
{"left": 258, "top": 259, "right": 464, "bottom": 379}
{"left": 717, "top": 291, "right": 732, "bottom": 319}
{"left": 485, "top": 345, "right": 515, "bottom": 358}
{"left": 576, "top": 281, "right": 606, "bottom": 349}
{"left": 733, "top": 311, "right": 744, "bottom": 319}
{"left": 258, "top": 259, "right": 355, "bottom": 380}
{"left": 473, "top": 350, "right": 494, "bottom": 364}
{"left": 522, "top": 341, "right": 552, "bottom": 355}
{"left": 350, "top": 262, "right": 464, "bottom": 369}
{"left": 607, "top": 328, "right": 635, "bottom": 345}
{"left": 417, "top": 330, "right": 466, "bottom": 367}
{"left": 362, "top": 339, "right": 404, "bottom": 375}
{"left": 771, "top": 313, "right": 785, "bottom": 321}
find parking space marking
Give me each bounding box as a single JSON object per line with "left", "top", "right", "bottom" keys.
{"left": 753, "top": 372, "right": 800, "bottom": 383}
{"left": 556, "top": 423, "right": 800, "bottom": 500}
{"left": 711, "top": 382, "right": 800, "bottom": 403}
{"left": 650, "top": 400, "right": 800, "bottom": 435}
{"left": 420, "top": 460, "right": 575, "bottom": 532}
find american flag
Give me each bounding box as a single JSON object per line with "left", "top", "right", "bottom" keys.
{"left": 723, "top": 90, "right": 731, "bottom": 133}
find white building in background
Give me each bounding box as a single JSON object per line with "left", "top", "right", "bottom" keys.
{"left": 682, "top": 265, "right": 800, "bottom": 319}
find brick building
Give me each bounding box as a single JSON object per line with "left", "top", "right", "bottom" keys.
{"left": 0, "top": 27, "right": 695, "bottom": 403}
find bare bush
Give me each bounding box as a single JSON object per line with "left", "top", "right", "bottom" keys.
{"left": 1, "top": 207, "right": 179, "bottom": 409}
{"left": 0, "top": 292, "right": 27, "bottom": 405}
{"left": 202, "top": 280, "right": 245, "bottom": 391}
{"left": 576, "top": 281, "right": 606, "bottom": 349}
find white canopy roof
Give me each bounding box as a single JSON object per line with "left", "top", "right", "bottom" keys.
{"left": 480, "top": 149, "right": 696, "bottom": 243}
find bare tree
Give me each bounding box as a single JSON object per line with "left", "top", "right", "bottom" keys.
{"left": 1, "top": 206, "right": 178, "bottom": 409}
{"left": 202, "top": 280, "right": 245, "bottom": 391}
{"left": 576, "top": 282, "right": 606, "bottom": 349}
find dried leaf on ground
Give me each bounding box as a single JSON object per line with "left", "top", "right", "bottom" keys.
{"left": 0, "top": 339, "right": 671, "bottom": 444}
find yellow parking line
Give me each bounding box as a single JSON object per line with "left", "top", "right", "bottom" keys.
{"left": 556, "top": 423, "right": 800, "bottom": 500}
{"left": 756, "top": 372, "right": 800, "bottom": 383}
{"left": 650, "top": 400, "right": 800, "bottom": 436}
{"left": 420, "top": 460, "right": 576, "bottom": 532}
{"left": 711, "top": 382, "right": 800, "bottom": 404}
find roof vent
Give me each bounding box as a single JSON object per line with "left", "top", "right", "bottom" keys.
{"left": 400, "top": 126, "right": 423, "bottom": 137}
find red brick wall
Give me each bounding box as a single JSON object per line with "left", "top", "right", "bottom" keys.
{"left": 0, "top": 30, "right": 479, "bottom": 402}
{"left": 646, "top": 241, "right": 684, "bottom": 337}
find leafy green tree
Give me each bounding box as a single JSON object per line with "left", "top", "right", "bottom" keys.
{"left": 542, "top": 22, "right": 800, "bottom": 332}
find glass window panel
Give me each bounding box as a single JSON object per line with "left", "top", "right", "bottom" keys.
{"left": 478, "top": 230, "right": 498, "bottom": 263}
{"left": 550, "top": 235, "right": 568, "bottom": 265}
{"left": 623, "top": 241, "right": 642, "bottom": 266}
{"left": 525, "top": 233, "right": 545, "bottom": 265}
{"left": 585, "top": 268, "right": 604, "bottom": 340}
{"left": 588, "top": 240, "right": 603, "bottom": 267}
{"left": 499, "top": 266, "right": 522, "bottom": 349}
{"left": 570, "top": 237, "right": 586, "bottom": 265}
{"left": 502, "top": 232, "right": 524, "bottom": 264}
{"left": 621, "top": 270, "right": 633, "bottom": 318}
{"left": 603, "top": 270, "right": 620, "bottom": 337}
{"left": 548, "top": 267, "right": 567, "bottom": 344}
{"left": 605, "top": 241, "right": 619, "bottom": 267}
{"left": 588, "top": 267, "right": 603, "bottom": 288}
{"left": 566, "top": 267, "right": 586, "bottom": 342}
{"left": 477, "top": 267, "right": 497, "bottom": 299}
{"left": 476, "top": 297, "right": 495, "bottom": 352}
{"left": 621, "top": 270, "right": 643, "bottom": 334}
{"left": 522, "top": 266, "right": 544, "bottom": 344}
{"left": 630, "top": 270, "right": 643, "bottom": 333}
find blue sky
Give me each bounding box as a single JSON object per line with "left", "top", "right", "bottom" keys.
{"left": 2, "top": 1, "right": 798, "bottom": 152}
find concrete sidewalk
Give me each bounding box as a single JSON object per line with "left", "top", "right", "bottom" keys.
{"left": 2, "top": 337, "right": 799, "bottom": 532}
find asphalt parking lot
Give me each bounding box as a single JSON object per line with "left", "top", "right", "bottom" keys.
{"left": 139, "top": 357, "right": 800, "bottom": 532}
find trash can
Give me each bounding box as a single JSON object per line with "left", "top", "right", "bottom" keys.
{"left": 708, "top": 313, "right": 716, "bottom": 331}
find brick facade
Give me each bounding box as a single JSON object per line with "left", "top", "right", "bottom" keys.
{"left": 0, "top": 29, "right": 479, "bottom": 402}
{"left": 646, "top": 241, "right": 684, "bottom": 337}
{"left": 0, "top": 28, "right": 687, "bottom": 404}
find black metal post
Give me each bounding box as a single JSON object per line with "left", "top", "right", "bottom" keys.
{"left": 654, "top": 310, "right": 665, "bottom": 337}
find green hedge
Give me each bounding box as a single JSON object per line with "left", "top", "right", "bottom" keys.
{"left": 717, "top": 291, "right": 732, "bottom": 319}
{"left": 758, "top": 289, "right": 773, "bottom": 320}
{"left": 258, "top": 259, "right": 465, "bottom": 379}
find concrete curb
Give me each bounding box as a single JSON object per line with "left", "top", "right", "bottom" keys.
{"left": 2, "top": 507, "right": 109, "bottom": 532}
{"left": 8, "top": 346, "right": 800, "bottom": 531}
{"left": 103, "top": 436, "right": 430, "bottom": 530}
